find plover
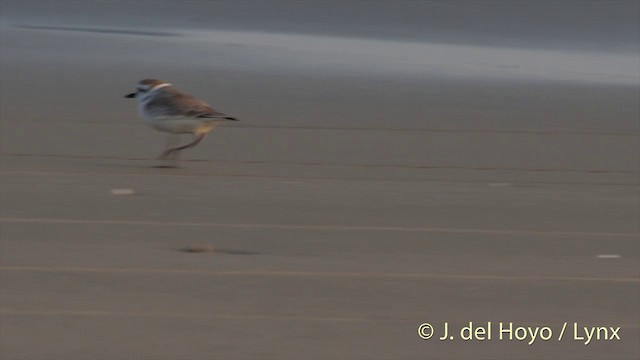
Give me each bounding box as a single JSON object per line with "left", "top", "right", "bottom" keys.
{"left": 125, "top": 79, "right": 238, "bottom": 166}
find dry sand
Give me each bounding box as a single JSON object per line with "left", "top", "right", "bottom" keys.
{"left": 0, "top": 2, "right": 638, "bottom": 359}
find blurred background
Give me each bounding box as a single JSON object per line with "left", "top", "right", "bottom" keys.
{"left": 1, "top": 1, "right": 638, "bottom": 359}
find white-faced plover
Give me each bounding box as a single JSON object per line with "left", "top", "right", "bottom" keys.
{"left": 125, "top": 79, "right": 238, "bottom": 166}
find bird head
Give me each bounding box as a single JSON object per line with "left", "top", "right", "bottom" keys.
{"left": 125, "top": 79, "right": 171, "bottom": 100}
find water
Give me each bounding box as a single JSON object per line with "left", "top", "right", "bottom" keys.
{"left": 1, "top": 1, "right": 638, "bottom": 86}
{"left": 0, "top": 0, "right": 638, "bottom": 132}
{"left": 1, "top": 0, "right": 638, "bottom": 53}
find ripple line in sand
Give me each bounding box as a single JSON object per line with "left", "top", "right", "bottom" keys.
{"left": 1, "top": 217, "right": 638, "bottom": 238}
{"left": 2, "top": 265, "right": 639, "bottom": 283}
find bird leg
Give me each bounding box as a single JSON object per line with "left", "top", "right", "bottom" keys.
{"left": 159, "top": 133, "right": 206, "bottom": 161}
{"left": 156, "top": 134, "right": 181, "bottom": 167}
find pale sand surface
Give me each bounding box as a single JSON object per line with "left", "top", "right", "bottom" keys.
{"left": 0, "top": 2, "right": 639, "bottom": 359}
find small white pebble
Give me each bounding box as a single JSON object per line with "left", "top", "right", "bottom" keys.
{"left": 111, "top": 188, "right": 136, "bottom": 196}
{"left": 596, "top": 254, "right": 621, "bottom": 259}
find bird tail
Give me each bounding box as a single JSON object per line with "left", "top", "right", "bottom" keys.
{"left": 198, "top": 113, "right": 239, "bottom": 121}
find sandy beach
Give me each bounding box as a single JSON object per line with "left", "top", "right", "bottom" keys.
{"left": 0, "top": 1, "right": 638, "bottom": 359}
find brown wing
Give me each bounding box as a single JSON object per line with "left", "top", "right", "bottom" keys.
{"left": 146, "top": 88, "right": 237, "bottom": 120}
{"left": 145, "top": 89, "right": 220, "bottom": 118}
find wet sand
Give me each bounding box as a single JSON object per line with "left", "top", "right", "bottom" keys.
{"left": 1, "top": 2, "right": 639, "bottom": 359}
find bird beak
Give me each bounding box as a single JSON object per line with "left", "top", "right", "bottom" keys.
{"left": 124, "top": 92, "right": 136, "bottom": 98}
